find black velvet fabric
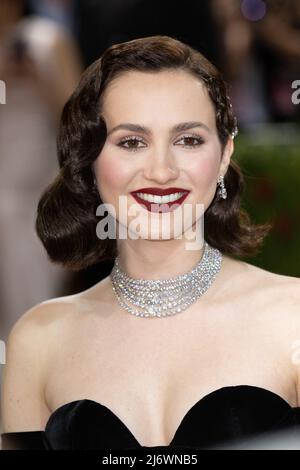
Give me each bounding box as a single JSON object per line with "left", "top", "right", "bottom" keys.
{"left": 2, "top": 385, "right": 300, "bottom": 450}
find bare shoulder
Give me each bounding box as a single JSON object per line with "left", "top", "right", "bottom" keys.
{"left": 227, "top": 255, "right": 300, "bottom": 344}
{"left": 246, "top": 259, "right": 300, "bottom": 305}
{"left": 223, "top": 254, "right": 300, "bottom": 303}
{"left": 5, "top": 274, "right": 111, "bottom": 350}
{"left": 0, "top": 294, "right": 80, "bottom": 434}
{"left": 226, "top": 256, "right": 300, "bottom": 399}
{"left": 7, "top": 292, "right": 81, "bottom": 347}
{"left": 1, "top": 276, "right": 112, "bottom": 437}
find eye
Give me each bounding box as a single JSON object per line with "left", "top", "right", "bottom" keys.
{"left": 175, "top": 134, "right": 205, "bottom": 148}
{"left": 117, "top": 136, "right": 146, "bottom": 152}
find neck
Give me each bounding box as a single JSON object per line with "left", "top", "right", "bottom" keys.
{"left": 116, "top": 237, "right": 206, "bottom": 280}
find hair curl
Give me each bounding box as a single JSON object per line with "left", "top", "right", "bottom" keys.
{"left": 36, "top": 35, "right": 272, "bottom": 271}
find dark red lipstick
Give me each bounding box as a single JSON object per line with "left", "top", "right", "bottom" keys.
{"left": 130, "top": 187, "right": 190, "bottom": 213}
{"left": 131, "top": 187, "right": 189, "bottom": 196}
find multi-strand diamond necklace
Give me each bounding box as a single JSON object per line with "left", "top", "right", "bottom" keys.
{"left": 110, "top": 240, "right": 222, "bottom": 318}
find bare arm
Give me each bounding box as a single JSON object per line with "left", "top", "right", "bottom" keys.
{"left": 44, "top": 30, "right": 83, "bottom": 124}
{"left": 30, "top": 29, "right": 83, "bottom": 126}
{"left": 0, "top": 303, "right": 51, "bottom": 443}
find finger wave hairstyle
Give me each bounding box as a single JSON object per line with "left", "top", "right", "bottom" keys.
{"left": 36, "top": 35, "right": 272, "bottom": 271}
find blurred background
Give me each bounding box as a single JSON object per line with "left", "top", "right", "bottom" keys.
{"left": 0, "top": 0, "right": 300, "bottom": 443}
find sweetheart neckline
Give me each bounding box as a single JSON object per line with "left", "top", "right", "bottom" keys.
{"left": 44, "top": 385, "right": 300, "bottom": 447}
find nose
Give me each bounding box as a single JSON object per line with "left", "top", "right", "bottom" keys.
{"left": 143, "top": 145, "right": 179, "bottom": 183}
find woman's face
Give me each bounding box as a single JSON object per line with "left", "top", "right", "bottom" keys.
{"left": 93, "top": 69, "right": 233, "bottom": 241}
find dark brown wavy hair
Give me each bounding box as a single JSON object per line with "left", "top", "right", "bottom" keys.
{"left": 35, "top": 35, "right": 272, "bottom": 271}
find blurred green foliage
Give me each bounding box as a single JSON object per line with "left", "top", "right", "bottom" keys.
{"left": 233, "top": 128, "right": 300, "bottom": 277}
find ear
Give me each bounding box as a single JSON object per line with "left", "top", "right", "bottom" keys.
{"left": 219, "top": 136, "right": 234, "bottom": 176}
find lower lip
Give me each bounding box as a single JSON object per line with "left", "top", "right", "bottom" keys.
{"left": 131, "top": 192, "right": 189, "bottom": 213}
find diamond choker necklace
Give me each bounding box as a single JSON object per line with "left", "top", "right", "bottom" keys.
{"left": 110, "top": 240, "right": 223, "bottom": 318}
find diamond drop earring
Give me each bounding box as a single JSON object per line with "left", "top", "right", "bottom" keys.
{"left": 217, "top": 175, "right": 227, "bottom": 199}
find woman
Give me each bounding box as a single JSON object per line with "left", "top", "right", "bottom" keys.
{"left": 1, "top": 35, "right": 300, "bottom": 450}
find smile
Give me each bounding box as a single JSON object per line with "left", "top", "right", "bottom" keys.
{"left": 131, "top": 191, "right": 190, "bottom": 213}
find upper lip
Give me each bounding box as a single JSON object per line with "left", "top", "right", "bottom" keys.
{"left": 131, "top": 187, "right": 189, "bottom": 196}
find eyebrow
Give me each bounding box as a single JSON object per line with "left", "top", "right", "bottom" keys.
{"left": 106, "top": 121, "right": 211, "bottom": 136}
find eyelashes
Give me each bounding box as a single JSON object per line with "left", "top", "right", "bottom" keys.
{"left": 116, "top": 134, "right": 205, "bottom": 152}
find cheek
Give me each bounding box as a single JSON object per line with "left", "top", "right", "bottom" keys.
{"left": 95, "top": 150, "right": 130, "bottom": 192}
{"left": 188, "top": 156, "right": 219, "bottom": 187}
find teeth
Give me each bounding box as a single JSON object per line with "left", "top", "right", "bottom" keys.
{"left": 136, "top": 192, "right": 185, "bottom": 203}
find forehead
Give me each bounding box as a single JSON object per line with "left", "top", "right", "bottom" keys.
{"left": 101, "top": 70, "right": 217, "bottom": 130}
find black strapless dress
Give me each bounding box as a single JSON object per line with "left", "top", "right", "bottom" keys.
{"left": 2, "top": 386, "right": 300, "bottom": 450}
